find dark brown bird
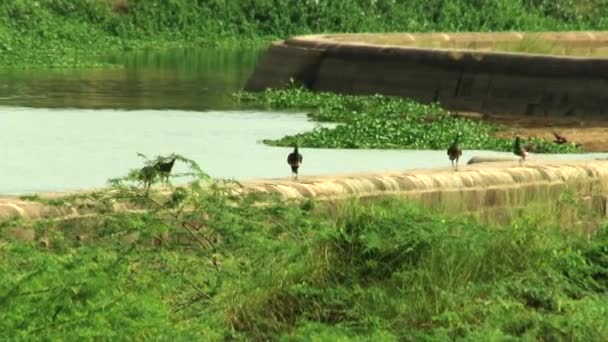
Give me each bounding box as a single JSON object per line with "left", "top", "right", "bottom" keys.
{"left": 154, "top": 157, "right": 176, "bottom": 188}
{"left": 552, "top": 131, "right": 568, "bottom": 145}
{"left": 447, "top": 133, "right": 463, "bottom": 171}
{"left": 138, "top": 165, "right": 158, "bottom": 196}
{"left": 287, "top": 145, "right": 303, "bottom": 180}
{"left": 513, "top": 136, "right": 528, "bottom": 165}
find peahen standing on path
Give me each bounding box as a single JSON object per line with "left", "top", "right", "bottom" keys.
{"left": 138, "top": 165, "right": 157, "bottom": 196}
{"left": 155, "top": 157, "right": 177, "bottom": 188}
{"left": 287, "top": 145, "right": 303, "bottom": 180}
{"left": 513, "top": 136, "right": 528, "bottom": 165}
{"left": 447, "top": 133, "right": 463, "bottom": 171}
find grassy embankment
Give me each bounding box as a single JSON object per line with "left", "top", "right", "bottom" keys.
{"left": 1, "top": 0, "right": 607, "bottom": 68}
{"left": 325, "top": 33, "right": 608, "bottom": 57}
{"left": 1, "top": 159, "right": 607, "bottom": 340}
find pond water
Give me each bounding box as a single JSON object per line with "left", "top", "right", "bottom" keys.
{"left": 0, "top": 47, "right": 606, "bottom": 194}
{"left": 0, "top": 47, "right": 261, "bottom": 110}
{"left": 2, "top": 106, "right": 606, "bottom": 195}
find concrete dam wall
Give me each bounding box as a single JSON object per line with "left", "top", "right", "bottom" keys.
{"left": 245, "top": 31, "right": 608, "bottom": 118}
{"left": 244, "top": 160, "right": 608, "bottom": 221}
{"left": 4, "top": 160, "right": 608, "bottom": 225}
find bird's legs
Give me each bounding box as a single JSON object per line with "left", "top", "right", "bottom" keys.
{"left": 455, "top": 158, "right": 459, "bottom": 171}
{"left": 161, "top": 175, "right": 170, "bottom": 190}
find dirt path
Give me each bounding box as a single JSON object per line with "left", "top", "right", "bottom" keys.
{"left": 459, "top": 112, "right": 608, "bottom": 152}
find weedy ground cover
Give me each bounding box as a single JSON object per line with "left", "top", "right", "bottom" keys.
{"left": 1, "top": 155, "right": 606, "bottom": 340}
{"left": 1, "top": 0, "right": 607, "bottom": 68}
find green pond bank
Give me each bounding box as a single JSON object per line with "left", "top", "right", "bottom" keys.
{"left": 236, "top": 88, "right": 581, "bottom": 153}
{"left": 1, "top": 0, "right": 607, "bottom": 67}
{"left": 1, "top": 166, "right": 607, "bottom": 340}
{"left": 2, "top": 1, "right": 608, "bottom": 340}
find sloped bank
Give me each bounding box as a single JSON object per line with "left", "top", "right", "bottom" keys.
{"left": 245, "top": 31, "right": 608, "bottom": 118}
{"left": 3, "top": 160, "right": 608, "bottom": 226}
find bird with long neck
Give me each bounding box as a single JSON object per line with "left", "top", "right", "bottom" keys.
{"left": 552, "top": 131, "right": 568, "bottom": 144}
{"left": 138, "top": 164, "right": 158, "bottom": 196}
{"left": 447, "top": 133, "right": 463, "bottom": 171}
{"left": 513, "top": 136, "right": 528, "bottom": 165}
{"left": 287, "top": 144, "right": 303, "bottom": 180}
{"left": 155, "top": 157, "right": 177, "bottom": 188}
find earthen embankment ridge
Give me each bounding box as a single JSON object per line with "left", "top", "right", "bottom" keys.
{"left": 3, "top": 160, "right": 608, "bottom": 221}
{"left": 246, "top": 32, "right": 608, "bottom": 118}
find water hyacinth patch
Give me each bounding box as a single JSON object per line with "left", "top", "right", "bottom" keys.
{"left": 234, "top": 88, "right": 581, "bottom": 153}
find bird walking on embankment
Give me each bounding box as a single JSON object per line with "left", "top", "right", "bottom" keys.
{"left": 155, "top": 157, "right": 177, "bottom": 188}
{"left": 138, "top": 156, "right": 177, "bottom": 194}
{"left": 138, "top": 164, "right": 158, "bottom": 196}
{"left": 447, "top": 133, "right": 463, "bottom": 171}
{"left": 552, "top": 131, "right": 568, "bottom": 144}
{"left": 513, "top": 136, "right": 528, "bottom": 165}
{"left": 287, "top": 145, "right": 303, "bottom": 180}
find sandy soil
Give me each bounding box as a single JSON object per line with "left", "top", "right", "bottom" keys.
{"left": 480, "top": 113, "right": 608, "bottom": 152}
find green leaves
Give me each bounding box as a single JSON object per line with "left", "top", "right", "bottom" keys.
{"left": 1, "top": 175, "right": 608, "bottom": 339}
{"left": 241, "top": 88, "right": 581, "bottom": 153}
{"left": 2, "top": 0, "right": 608, "bottom": 68}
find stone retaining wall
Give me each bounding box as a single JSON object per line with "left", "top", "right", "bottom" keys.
{"left": 245, "top": 32, "right": 608, "bottom": 118}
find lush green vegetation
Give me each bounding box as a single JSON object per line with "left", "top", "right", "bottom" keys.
{"left": 1, "top": 159, "right": 607, "bottom": 340}
{"left": 1, "top": 0, "right": 607, "bottom": 67}
{"left": 235, "top": 87, "right": 581, "bottom": 153}
{"left": 2, "top": 0, "right": 606, "bottom": 338}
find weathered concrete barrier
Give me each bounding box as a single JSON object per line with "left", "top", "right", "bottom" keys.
{"left": 244, "top": 160, "right": 608, "bottom": 211}
{"left": 2, "top": 160, "right": 608, "bottom": 222}
{"left": 245, "top": 32, "right": 608, "bottom": 118}
{"left": 467, "top": 156, "right": 516, "bottom": 165}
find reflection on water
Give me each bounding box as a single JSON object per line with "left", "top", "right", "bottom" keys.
{"left": 0, "top": 47, "right": 263, "bottom": 110}
{"left": 0, "top": 106, "right": 606, "bottom": 195}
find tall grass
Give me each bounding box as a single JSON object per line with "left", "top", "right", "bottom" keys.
{"left": 0, "top": 158, "right": 607, "bottom": 340}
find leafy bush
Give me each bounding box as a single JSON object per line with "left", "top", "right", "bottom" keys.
{"left": 0, "top": 157, "right": 607, "bottom": 339}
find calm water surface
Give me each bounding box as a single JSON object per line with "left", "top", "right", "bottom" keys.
{"left": 0, "top": 47, "right": 261, "bottom": 110}
{"left": 0, "top": 48, "right": 605, "bottom": 194}
{"left": 2, "top": 106, "right": 605, "bottom": 194}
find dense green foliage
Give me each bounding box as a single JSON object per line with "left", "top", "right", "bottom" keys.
{"left": 236, "top": 87, "right": 581, "bottom": 153}
{"left": 1, "top": 169, "right": 607, "bottom": 339}
{"left": 1, "top": 160, "right": 607, "bottom": 339}
{"left": 1, "top": 0, "right": 607, "bottom": 67}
